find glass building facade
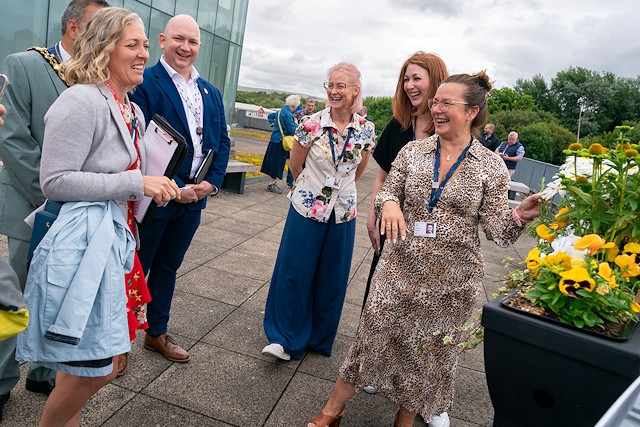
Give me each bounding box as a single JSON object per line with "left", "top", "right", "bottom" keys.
{"left": 0, "top": 0, "right": 249, "bottom": 120}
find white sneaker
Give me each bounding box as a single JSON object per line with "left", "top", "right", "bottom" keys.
{"left": 429, "top": 412, "right": 450, "bottom": 427}
{"left": 362, "top": 385, "right": 377, "bottom": 394}
{"left": 261, "top": 343, "right": 291, "bottom": 361}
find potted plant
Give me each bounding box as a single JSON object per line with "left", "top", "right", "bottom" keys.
{"left": 482, "top": 126, "right": 640, "bottom": 427}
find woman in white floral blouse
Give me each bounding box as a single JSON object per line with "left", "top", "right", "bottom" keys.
{"left": 261, "top": 63, "right": 376, "bottom": 362}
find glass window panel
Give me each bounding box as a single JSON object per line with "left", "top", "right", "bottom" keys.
{"left": 222, "top": 43, "right": 242, "bottom": 121}
{"left": 0, "top": 0, "right": 48, "bottom": 63}
{"left": 196, "top": 0, "right": 217, "bottom": 33}
{"left": 174, "top": 0, "right": 198, "bottom": 17}
{"left": 194, "top": 30, "right": 213, "bottom": 82}
{"left": 136, "top": 0, "right": 151, "bottom": 5}
{"left": 230, "top": 0, "right": 248, "bottom": 45}
{"left": 147, "top": 9, "right": 171, "bottom": 65}
{"left": 124, "top": 0, "right": 151, "bottom": 32}
{"left": 151, "top": 0, "right": 174, "bottom": 15}
{"left": 209, "top": 36, "right": 228, "bottom": 91}
{"left": 214, "top": 0, "right": 233, "bottom": 40}
{"left": 46, "top": 0, "right": 69, "bottom": 46}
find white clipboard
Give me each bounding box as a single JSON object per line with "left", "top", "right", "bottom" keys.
{"left": 135, "top": 114, "right": 187, "bottom": 228}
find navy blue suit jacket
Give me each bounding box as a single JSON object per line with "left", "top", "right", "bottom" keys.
{"left": 130, "top": 60, "right": 231, "bottom": 218}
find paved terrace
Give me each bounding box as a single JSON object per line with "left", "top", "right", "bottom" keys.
{"left": 1, "top": 137, "right": 535, "bottom": 426}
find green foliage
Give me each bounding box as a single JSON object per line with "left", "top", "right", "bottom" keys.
{"left": 518, "top": 122, "right": 575, "bottom": 164}
{"left": 235, "top": 90, "right": 325, "bottom": 110}
{"left": 488, "top": 87, "right": 536, "bottom": 113}
{"left": 363, "top": 96, "right": 393, "bottom": 137}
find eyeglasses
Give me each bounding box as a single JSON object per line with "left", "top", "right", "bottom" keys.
{"left": 427, "top": 98, "right": 469, "bottom": 112}
{"left": 323, "top": 82, "right": 353, "bottom": 90}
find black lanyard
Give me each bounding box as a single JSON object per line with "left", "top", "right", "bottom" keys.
{"left": 428, "top": 137, "right": 472, "bottom": 212}
{"left": 327, "top": 128, "right": 353, "bottom": 171}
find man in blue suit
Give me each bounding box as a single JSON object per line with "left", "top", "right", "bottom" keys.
{"left": 130, "top": 14, "right": 230, "bottom": 362}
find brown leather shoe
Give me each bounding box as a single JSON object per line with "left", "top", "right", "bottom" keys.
{"left": 116, "top": 353, "right": 128, "bottom": 377}
{"left": 144, "top": 333, "right": 190, "bottom": 362}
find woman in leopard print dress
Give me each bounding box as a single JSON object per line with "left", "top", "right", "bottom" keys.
{"left": 309, "top": 72, "right": 544, "bottom": 427}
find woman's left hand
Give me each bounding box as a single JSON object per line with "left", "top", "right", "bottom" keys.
{"left": 380, "top": 200, "right": 407, "bottom": 243}
{"left": 517, "top": 193, "right": 545, "bottom": 222}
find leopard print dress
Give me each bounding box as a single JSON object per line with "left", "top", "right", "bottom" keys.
{"left": 339, "top": 135, "right": 526, "bottom": 421}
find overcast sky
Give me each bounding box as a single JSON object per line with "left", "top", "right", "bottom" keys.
{"left": 237, "top": 0, "right": 640, "bottom": 99}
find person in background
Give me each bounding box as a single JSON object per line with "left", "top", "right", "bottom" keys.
{"left": 16, "top": 8, "right": 180, "bottom": 425}
{"left": 359, "top": 105, "right": 372, "bottom": 121}
{"left": 495, "top": 131, "right": 525, "bottom": 179}
{"left": 261, "top": 94, "right": 300, "bottom": 194}
{"left": 481, "top": 123, "right": 501, "bottom": 151}
{"left": 0, "top": 0, "right": 108, "bottom": 411}
{"left": 262, "top": 63, "right": 375, "bottom": 362}
{"left": 295, "top": 97, "right": 316, "bottom": 121}
{"left": 130, "top": 14, "right": 231, "bottom": 363}
{"left": 309, "top": 71, "right": 542, "bottom": 427}
{"left": 288, "top": 97, "right": 316, "bottom": 188}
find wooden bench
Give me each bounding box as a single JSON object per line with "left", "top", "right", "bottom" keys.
{"left": 221, "top": 160, "right": 255, "bottom": 194}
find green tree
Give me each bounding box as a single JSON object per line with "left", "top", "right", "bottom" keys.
{"left": 364, "top": 96, "right": 393, "bottom": 137}
{"left": 488, "top": 87, "right": 536, "bottom": 113}
{"left": 514, "top": 74, "right": 557, "bottom": 113}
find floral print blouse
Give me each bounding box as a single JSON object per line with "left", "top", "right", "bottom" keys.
{"left": 288, "top": 107, "right": 376, "bottom": 223}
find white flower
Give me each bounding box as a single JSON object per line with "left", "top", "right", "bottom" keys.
{"left": 548, "top": 234, "right": 587, "bottom": 260}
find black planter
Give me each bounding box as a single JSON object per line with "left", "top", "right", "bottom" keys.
{"left": 482, "top": 295, "right": 640, "bottom": 427}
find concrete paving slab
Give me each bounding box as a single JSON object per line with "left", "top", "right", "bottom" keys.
{"left": 1, "top": 137, "right": 540, "bottom": 426}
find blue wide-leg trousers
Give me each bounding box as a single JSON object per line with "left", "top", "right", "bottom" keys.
{"left": 263, "top": 206, "right": 355, "bottom": 359}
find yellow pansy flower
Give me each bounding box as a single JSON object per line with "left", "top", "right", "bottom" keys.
{"left": 526, "top": 247, "right": 542, "bottom": 277}
{"left": 597, "top": 262, "right": 619, "bottom": 289}
{"left": 542, "top": 252, "right": 573, "bottom": 273}
{"left": 536, "top": 224, "right": 555, "bottom": 244}
{"left": 623, "top": 242, "right": 640, "bottom": 255}
{"left": 615, "top": 254, "right": 640, "bottom": 278}
{"left": 559, "top": 267, "right": 596, "bottom": 297}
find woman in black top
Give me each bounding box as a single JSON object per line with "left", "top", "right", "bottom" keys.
{"left": 364, "top": 52, "right": 449, "bottom": 309}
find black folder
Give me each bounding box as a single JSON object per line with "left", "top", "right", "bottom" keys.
{"left": 194, "top": 149, "right": 213, "bottom": 184}
{"left": 135, "top": 114, "right": 187, "bottom": 228}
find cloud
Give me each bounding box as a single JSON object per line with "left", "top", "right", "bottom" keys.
{"left": 237, "top": 0, "right": 640, "bottom": 98}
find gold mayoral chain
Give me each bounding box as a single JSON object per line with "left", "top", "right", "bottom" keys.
{"left": 27, "top": 46, "right": 70, "bottom": 87}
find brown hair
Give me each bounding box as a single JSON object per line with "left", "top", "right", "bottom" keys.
{"left": 392, "top": 51, "right": 449, "bottom": 135}
{"left": 440, "top": 70, "right": 493, "bottom": 140}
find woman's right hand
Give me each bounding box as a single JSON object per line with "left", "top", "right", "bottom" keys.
{"left": 380, "top": 200, "right": 407, "bottom": 243}
{"left": 142, "top": 176, "right": 181, "bottom": 205}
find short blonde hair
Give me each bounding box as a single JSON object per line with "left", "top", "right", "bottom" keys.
{"left": 66, "top": 7, "right": 144, "bottom": 90}
{"left": 327, "top": 62, "right": 363, "bottom": 114}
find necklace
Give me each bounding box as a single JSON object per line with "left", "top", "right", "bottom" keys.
{"left": 446, "top": 154, "right": 451, "bottom": 161}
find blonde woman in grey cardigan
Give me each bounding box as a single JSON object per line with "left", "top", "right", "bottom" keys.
{"left": 17, "top": 8, "right": 180, "bottom": 426}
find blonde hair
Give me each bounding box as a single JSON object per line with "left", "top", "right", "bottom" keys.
{"left": 326, "top": 62, "right": 363, "bottom": 114}
{"left": 65, "top": 7, "right": 143, "bottom": 90}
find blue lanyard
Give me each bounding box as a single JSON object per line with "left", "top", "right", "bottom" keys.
{"left": 327, "top": 128, "right": 353, "bottom": 171}
{"left": 428, "top": 137, "right": 472, "bottom": 213}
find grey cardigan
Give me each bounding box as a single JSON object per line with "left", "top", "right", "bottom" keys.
{"left": 40, "top": 84, "right": 147, "bottom": 217}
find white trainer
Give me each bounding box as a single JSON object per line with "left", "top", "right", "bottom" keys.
{"left": 261, "top": 343, "right": 291, "bottom": 361}
{"left": 429, "top": 412, "right": 450, "bottom": 427}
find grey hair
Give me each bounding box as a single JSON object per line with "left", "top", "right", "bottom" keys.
{"left": 285, "top": 94, "right": 301, "bottom": 107}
